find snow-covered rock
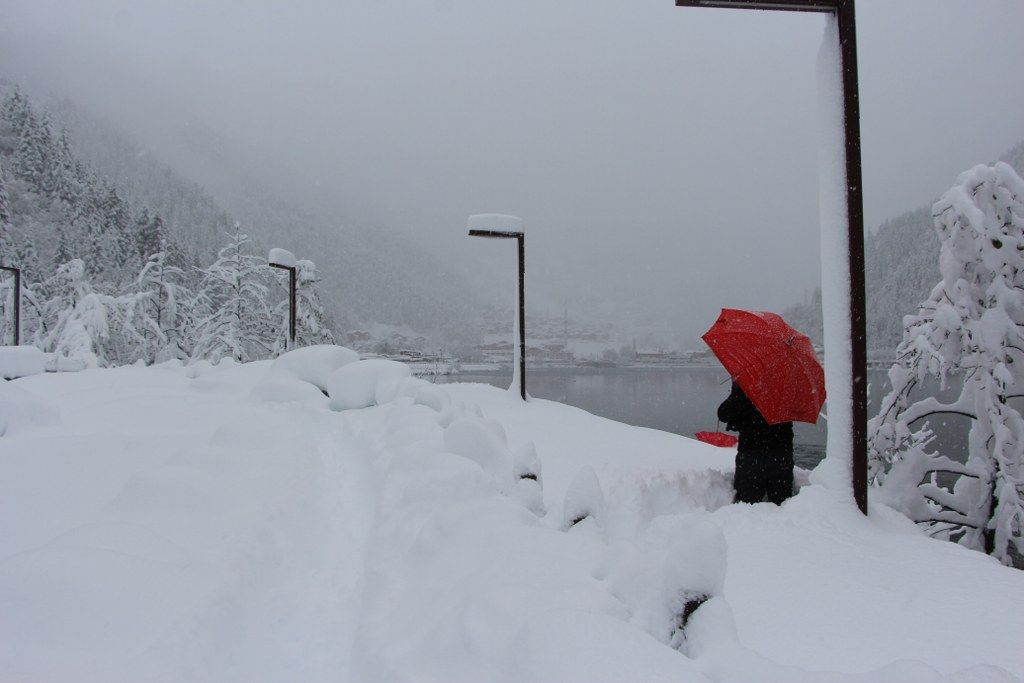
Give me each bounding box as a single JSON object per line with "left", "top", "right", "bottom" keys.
{"left": 268, "top": 247, "right": 297, "bottom": 268}
{"left": 326, "top": 359, "right": 412, "bottom": 411}
{"left": 271, "top": 344, "right": 359, "bottom": 392}
{"left": 0, "top": 346, "right": 46, "bottom": 379}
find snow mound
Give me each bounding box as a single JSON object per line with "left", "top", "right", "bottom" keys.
{"left": 662, "top": 519, "right": 727, "bottom": 603}
{"left": 249, "top": 372, "right": 330, "bottom": 404}
{"left": 0, "top": 381, "right": 60, "bottom": 436}
{"left": 443, "top": 416, "right": 515, "bottom": 489}
{"left": 467, "top": 213, "right": 524, "bottom": 232}
{"left": 563, "top": 465, "right": 606, "bottom": 529}
{"left": 271, "top": 344, "right": 359, "bottom": 392}
{"left": 268, "top": 247, "right": 296, "bottom": 268}
{"left": 505, "top": 609, "right": 707, "bottom": 683}
{"left": 0, "top": 346, "right": 47, "bottom": 379}
{"left": 327, "top": 359, "right": 412, "bottom": 411}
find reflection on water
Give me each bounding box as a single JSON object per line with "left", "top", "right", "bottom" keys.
{"left": 438, "top": 367, "right": 982, "bottom": 471}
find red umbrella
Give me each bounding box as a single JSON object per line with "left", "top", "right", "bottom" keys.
{"left": 702, "top": 309, "right": 825, "bottom": 425}
{"left": 695, "top": 431, "right": 738, "bottom": 448}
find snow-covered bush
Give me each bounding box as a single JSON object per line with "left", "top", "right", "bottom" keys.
{"left": 563, "top": 465, "right": 606, "bottom": 530}
{"left": 868, "top": 162, "right": 1024, "bottom": 564}
{"left": 326, "top": 359, "right": 412, "bottom": 410}
{"left": 271, "top": 344, "right": 359, "bottom": 393}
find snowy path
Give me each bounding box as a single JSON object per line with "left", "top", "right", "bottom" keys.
{"left": 2, "top": 360, "right": 1023, "bottom": 681}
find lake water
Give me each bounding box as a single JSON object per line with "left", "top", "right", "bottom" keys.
{"left": 437, "top": 366, "right": 977, "bottom": 470}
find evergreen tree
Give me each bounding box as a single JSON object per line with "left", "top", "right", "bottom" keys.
{"left": 132, "top": 246, "right": 192, "bottom": 363}
{"left": 0, "top": 160, "right": 12, "bottom": 258}
{"left": 136, "top": 208, "right": 165, "bottom": 261}
{"left": 35, "top": 259, "right": 112, "bottom": 368}
{"left": 191, "top": 228, "right": 273, "bottom": 363}
{"left": 869, "top": 162, "right": 1024, "bottom": 565}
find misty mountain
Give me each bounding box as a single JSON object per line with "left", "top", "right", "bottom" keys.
{"left": 32, "top": 85, "right": 486, "bottom": 343}
{"left": 784, "top": 139, "right": 1024, "bottom": 351}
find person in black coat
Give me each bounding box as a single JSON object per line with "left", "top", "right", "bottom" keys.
{"left": 717, "top": 381, "right": 794, "bottom": 505}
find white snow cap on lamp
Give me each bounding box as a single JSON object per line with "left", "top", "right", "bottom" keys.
{"left": 268, "top": 248, "right": 297, "bottom": 268}
{"left": 467, "top": 214, "right": 524, "bottom": 232}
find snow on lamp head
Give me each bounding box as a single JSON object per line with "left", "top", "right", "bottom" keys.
{"left": 268, "top": 248, "right": 297, "bottom": 269}
{"left": 467, "top": 214, "right": 524, "bottom": 234}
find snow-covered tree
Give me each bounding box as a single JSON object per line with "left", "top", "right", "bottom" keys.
{"left": 34, "top": 259, "right": 113, "bottom": 368}
{"left": 869, "top": 162, "right": 1024, "bottom": 564}
{"left": 191, "top": 229, "right": 273, "bottom": 363}
{"left": 130, "top": 246, "right": 192, "bottom": 363}
{"left": 0, "top": 160, "right": 12, "bottom": 257}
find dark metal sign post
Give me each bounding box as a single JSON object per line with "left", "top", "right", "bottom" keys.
{"left": 269, "top": 262, "right": 297, "bottom": 352}
{"left": 469, "top": 229, "right": 527, "bottom": 400}
{"left": 0, "top": 265, "right": 21, "bottom": 346}
{"left": 676, "top": 0, "right": 868, "bottom": 514}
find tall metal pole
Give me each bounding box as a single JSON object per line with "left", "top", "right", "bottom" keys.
{"left": 0, "top": 265, "right": 20, "bottom": 346}
{"left": 517, "top": 234, "right": 527, "bottom": 401}
{"left": 837, "top": 0, "right": 868, "bottom": 516}
{"left": 469, "top": 227, "right": 528, "bottom": 400}
{"left": 289, "top": 266, "right": 298, "bottom": 352}
{"left": 676, "top": 0, "right": 868, "bottom": 514}
{"left": 269, "top": 263, "right": 298, "bottom": 352}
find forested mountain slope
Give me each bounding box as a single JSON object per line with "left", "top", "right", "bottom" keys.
{"left": 785, "top": 140, "right": 1024, "bottom": 351}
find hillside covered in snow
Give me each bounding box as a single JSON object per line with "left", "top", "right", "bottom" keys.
{"left": 1, "top": 352, "right": 1022, "bottom": 681}
{"left": 785, "top": 141, "right": 1024, "bottom": 351}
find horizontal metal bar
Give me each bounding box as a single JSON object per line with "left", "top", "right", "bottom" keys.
{"left": 676, "top": 0, "right": 839, "bottom": 12}
{"left": 268, "top": 263, "right": 297, "bottom": 272}
{"left": 468, "top": 229, "right": 524, "bottom": 239}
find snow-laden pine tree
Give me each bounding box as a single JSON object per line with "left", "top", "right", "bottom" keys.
{"left": 33, "top": 259, "right": 113, "bottom": 368}
{"left": 191, "top": 229, "right": 273, "bottom": 363}
{"left": 270, "top": 258, "right": 335, "bottom": 355}
{"left": 130, "top": 245, "right": 193, "bottom": 363}
{"left": 869, "top": 162, "right": 1024, "bottom": 564}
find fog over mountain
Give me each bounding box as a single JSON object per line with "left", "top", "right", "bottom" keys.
{"left": 1, "top": 0, "right": 1021, "bottom": 347}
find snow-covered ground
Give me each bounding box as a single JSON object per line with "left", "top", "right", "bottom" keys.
{"left": 2, "top": 355, "right": 1022, "bottom": 682}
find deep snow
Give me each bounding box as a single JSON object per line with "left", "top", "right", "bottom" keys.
{"left": 1, "top": 356, "right": 1022, "bottom": 681}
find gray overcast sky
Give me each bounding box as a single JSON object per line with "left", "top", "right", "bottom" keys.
{"left": 2, "top": 0, "right": 1022, "bottom": 344}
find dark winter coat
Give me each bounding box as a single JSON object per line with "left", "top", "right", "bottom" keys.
{"left": 717, "top": 381, "right": 794, "bottom": 504}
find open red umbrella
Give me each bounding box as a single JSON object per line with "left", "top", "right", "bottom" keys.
{"left": 695, "top": 431, "right": 738, "bottom": 448}
{"left": 702, "top": 309, "right": 825, "bottom": 425}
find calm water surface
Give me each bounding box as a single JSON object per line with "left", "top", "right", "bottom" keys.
{"left": 438, "top": 366, "right": 977, "bottom": 470}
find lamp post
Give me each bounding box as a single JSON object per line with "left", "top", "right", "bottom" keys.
{"left": 268, "top": 249, "right": 298, "bottom": 352}
{"left": 468, "top": 214, "right": 527, "bottom": 400}
{"left": 676, "top": 0, "right": 867, "bottom": 514}
{"left": 0, "top": 265, "right": 21, "bottom": 346}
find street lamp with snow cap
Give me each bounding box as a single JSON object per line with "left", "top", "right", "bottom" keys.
{"left": 468, "top": 214, "right": 527, "bottom": 401}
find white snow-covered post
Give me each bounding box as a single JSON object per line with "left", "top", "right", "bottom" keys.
{"left": 676, "top": 0, "right": 868, "bottom": 514}
{"left": 268, "top": 248, "right": 298, "bottom": 352}
{"left": 468, "top": 214, "right": 527, "bottom": 400}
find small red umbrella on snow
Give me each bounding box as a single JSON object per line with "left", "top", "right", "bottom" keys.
{"left": 695, "top": 431, "right": 738, "bottom": 448}
{"left": 701, "top": 308, "right": 825, "bottom": 425}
